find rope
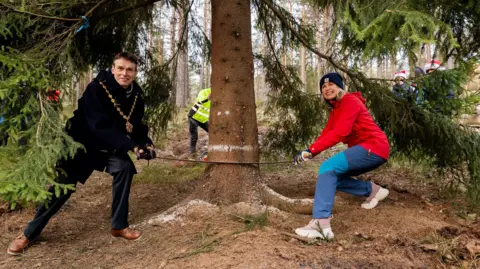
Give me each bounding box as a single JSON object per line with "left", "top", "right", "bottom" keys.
{"left": 154, "top": 156, "right": 293, "bottom": 165}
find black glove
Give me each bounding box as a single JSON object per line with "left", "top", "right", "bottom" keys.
{"left": 134, "top": 145, "right": 157, "bottom": 160}
{"left": 144, "top": 144, "right": 157, "bottom": 160}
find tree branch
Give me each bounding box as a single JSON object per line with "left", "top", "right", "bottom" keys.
{"left": 84, "top": 0, "right": 111, "bottom": 17}
{"left": 102, "top": 0, "right": 164, "bottom": 19}
{"left": 261, "top": 0, "right": 353, "bottom": 77}
{"left": 0, "top": 2, "right": 80, "bottom": 21}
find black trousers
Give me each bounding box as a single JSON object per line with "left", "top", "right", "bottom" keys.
{"left": 188, "top": 117, "right": 208, "bottom": 153}
{"left": 23, "top": 151, "right": 136, "bottom": 240}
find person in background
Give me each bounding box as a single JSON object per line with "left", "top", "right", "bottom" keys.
{"left": 392, "top": 70, "right": 418, "bottom": 103}
{"left": 187, "top": 88, "right": 211, "bottom": 156}
{"left": 422, "top": 60, "right": 456, "bottom": 115}
{"left": 293, "top": 72, "right": 390, "bottom": 240}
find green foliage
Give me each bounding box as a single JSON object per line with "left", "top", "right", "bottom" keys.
{"left": 253, "top": 0, "right": 325, "bottom": 156}
{"left": 0, "top": 0, "right": 175, "bottom": 206}
{"left": 414, "top": 68, "right": 469, "bottom": 116}
{"left": 310, "top": 0, "right": 469, "bottom": 63}
{"left": 255, "top": 0, "right": 480, "bottom": 205}
{"left": 354, "top": 72, "right": 480, "bottom": 205}
{"left": 259, "top": 54, "right": 326, "bottom": 156}
{"left": 142, "top": 64, "right": 175, "bottom": 140}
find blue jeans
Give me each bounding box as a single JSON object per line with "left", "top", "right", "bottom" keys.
{"left": 312, "top": 145, "right": 387, "bottom": 218}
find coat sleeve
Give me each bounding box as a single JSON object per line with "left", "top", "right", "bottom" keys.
{"left": 130, "top": 98, "right": 153, "bottom": 146}
{"left": 309, "top": 111, "right": 334, "bottom": 151}
{"left": 83, "top": 83, "right": 136, "bottom": 154}
{"left": 308, "top": 97, "right": 361, "bottom": 156}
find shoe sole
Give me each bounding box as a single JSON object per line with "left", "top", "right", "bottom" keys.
{"left": 7, "top": 248, "right": 23, "bottom": 256}
{"left": 111, "top": 234, "right": 143, "bottom": 241}
{"left": 294, "top": 229, "right": 334, "bottom": 240}
{"left": 361, "top": 188, "right": 389, "bottom": 209}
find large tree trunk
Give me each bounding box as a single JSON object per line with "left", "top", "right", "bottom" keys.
{"left": 192, "top": 0, "right": 260, "bottom": 204}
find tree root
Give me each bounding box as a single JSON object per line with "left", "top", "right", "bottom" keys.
{"left": 259, "top": 184, "right": 313, "bottom": 214}
{"left": 147, "top": 199, "right": 219, "bottom": 226}
{"left": 142, "top": 182, "right": 313, "bottom": 228}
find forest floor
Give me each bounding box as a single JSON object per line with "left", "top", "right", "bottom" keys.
{"left": 1, "top": 114, "right": 479, "bottom": 269}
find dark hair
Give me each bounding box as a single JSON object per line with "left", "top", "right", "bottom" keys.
{"left": 113, "top": 52, "right": 138, "bottom": 66}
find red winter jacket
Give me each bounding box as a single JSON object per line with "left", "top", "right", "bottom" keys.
{"left": 309, "top": 92, "right": 390, "bottom": 160}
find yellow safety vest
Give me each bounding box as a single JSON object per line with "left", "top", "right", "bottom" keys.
{"left": 189, "top": 88, "right": 211, "bottom": 123}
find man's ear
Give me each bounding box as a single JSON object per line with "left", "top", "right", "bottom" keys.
{"left": 111, "top": 65, "right": 115, "bottom": 71}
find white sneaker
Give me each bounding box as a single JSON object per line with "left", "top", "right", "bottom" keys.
{"left": 295, "top": 219, "right": 334, "bottom": 240}
{"left": 361, "top": 187, "right": 389, "bottom": 209}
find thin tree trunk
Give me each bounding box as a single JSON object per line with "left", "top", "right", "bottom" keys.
{"left": 447, "top": 57, "right": 455, "bottom": 69}
{"left": 316, "top": 5, "right": 332, "bottom": 80}
{"left": 196, "top": 0, "right": 259, "bottom": 204}
{"left": 258, "top": 34, "right": 269, "bottom": 102}
{"left": 157, "top": 4, "right": 163, "bottom": 64}
{"left": 170, "top": 7, "right": 178, "bottom": 105}
{"left": 175, "top": 0, "right": 189, "bottom": 107}
{"left": 425, "top": 44, "right": 432, "bottom": 62}
{"left": 204, "top": 0, "right": 211, "bottom": 88}
{"left": 369, "top": 60, "right": 374, "bottom": 78}
{"left": 390, "top": 53, "right": 396, "bottom": 77}
{"left": 415, "top": 44, "right": 425, "bottom": 70}
{"left": 299, "top": 7, "right": 307, "bottom": 91}
{"left": 384, "top": 55, "right": 389, "bottom": 79}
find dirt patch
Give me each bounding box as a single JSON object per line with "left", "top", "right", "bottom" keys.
{"left": 1, "top": 125, "right": 479, "bottom": 268}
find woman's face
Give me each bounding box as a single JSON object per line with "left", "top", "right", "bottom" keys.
{"left": 321, "top": 82, "right": 341, "bottom": 100}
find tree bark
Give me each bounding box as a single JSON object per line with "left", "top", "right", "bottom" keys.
{"left": 316, "top": 5, "right": 332, "bottom": 80}
{"left": 175, "top": 0, "right": 189, "bottom": 107}
{"left": 390, "top": 53, "right": 396, "bottom": 77}
{"left": 170, "top": 7, "right": 177, "bottom": 104}
{"left": 156, "top": 3, "right": 163, "bottom": 64}
{"left": 206, "top": 0, "right": 212, "bottom": 88}
{"left": 193, "top": 0, "right": 260, "bottom": 204}
{"left": 299, "top": 6, "right": 307, "bottom": 91}
{"left": 425, "top": 44, "right": 432, "bottom": 63}
{"left": 200, "top": 0, "right": 210, "bottom": 89}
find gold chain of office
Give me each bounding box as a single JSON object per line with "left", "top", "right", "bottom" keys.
{"left": 99, "top": 81, "right": 138, "bottom": 133}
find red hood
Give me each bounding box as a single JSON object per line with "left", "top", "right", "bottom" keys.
{"left": 329, "top": 92, "right": 366, "bottom": 108}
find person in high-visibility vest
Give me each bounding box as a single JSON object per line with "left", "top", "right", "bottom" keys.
{"left": 187, "top": 88, "right": 211, "bottom": 154}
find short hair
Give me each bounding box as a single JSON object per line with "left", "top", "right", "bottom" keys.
{"left": 113, "top": 52, "right": 138, "bottom": 66}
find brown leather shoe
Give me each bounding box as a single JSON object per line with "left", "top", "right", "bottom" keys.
{"left": 111, "top": 228, "right": 142, "bottom": 241}
{"left": 7, "top": 234, "right": 29, "bottom": 256}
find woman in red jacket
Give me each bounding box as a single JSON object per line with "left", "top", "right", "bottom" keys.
{"left": 294, "top": 72, "right": 390, "bottom": 240}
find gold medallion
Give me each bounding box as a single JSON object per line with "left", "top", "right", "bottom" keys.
{"left": 126, "top": 121, "right": 133, "bottom": 133}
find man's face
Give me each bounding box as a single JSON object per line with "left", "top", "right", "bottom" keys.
{"left": 112, "top": 58, "right": 137, "bottom": 88}
{"left": 321, "top": 81, "right": 341, "bottom": 100}
{"left": 426, "top": 69, "right": 435, "bottom": 74}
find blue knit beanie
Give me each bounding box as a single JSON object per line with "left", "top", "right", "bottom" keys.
{"left": 320, "top": 72, "right": 344, "bottom": 90}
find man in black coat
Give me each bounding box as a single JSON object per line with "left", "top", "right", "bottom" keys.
{"left": 7, "top": 52, "right": 156, "bottom": 255}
